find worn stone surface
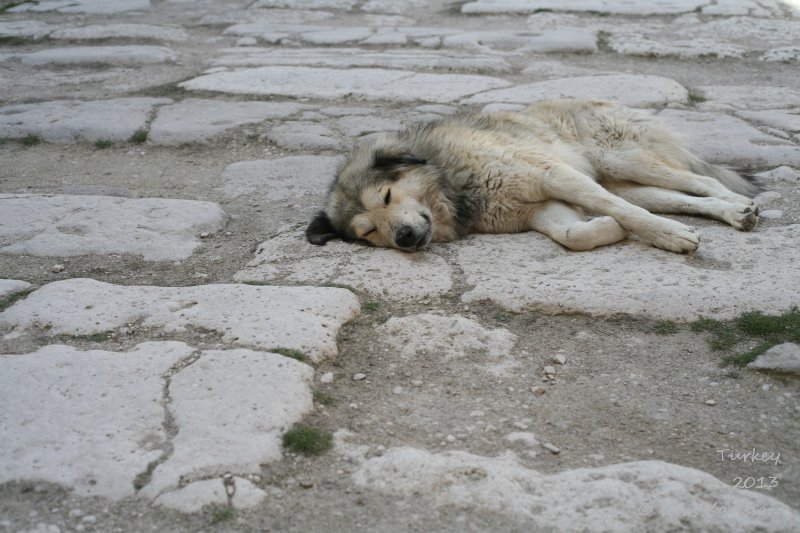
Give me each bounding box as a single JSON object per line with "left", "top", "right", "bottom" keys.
{"left": 0, "top": 280, "right": 31, "bottom": 300}
{"left": 457, "top": 226, "right": 800, "bottom": 320}
{"left": 153, "top": 477, "right": 267, "bottom": 513}
{"left": 0, "top": 98, "right": 170, "bottom": 143}
{"left": 658, "top": 110, "right": 800, "bottom": 167}
{"left": 0, "top": 278, "right": 360, "bottom": 361}
{"left": 49, "top": 23, "right": 188, "bottom": 41}
{"left": 463, "top": 74, "right": 688, "bottom": 107}
{"left": 221, "top": 155, "right": 340, "bottom": 200}
{"left": 148, "top": 99, "right": 310, "bottom": 145}
{"left": 0, "top": 194, "right": 226, "bottom": 261}
{"left": 10, "top": 0, "right": 151, "bottom": 14}
{"left": 141, "top": 348, "right": 314, "bottom": 498}
{"left": 747, "top": 343, "right": 800, "bottom": 374}
{"left": 234, "top": 230, "right": 452, "bottom": 301}
{"left": 0, "top": 342, "right": 194, "bottom": 499}
{"left": 18, "top": 46, "right": 177, "bottom": 66}
{"left": 352, "top": 446, "right": 800, "bottom": 530}
{"left": 180, "top": 66, "right": 511, "bottom": 103}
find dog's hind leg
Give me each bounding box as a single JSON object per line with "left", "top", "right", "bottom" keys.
{"left": 541, "top": 165, "right": 700, "bottom": 252}
{"left": 601, "top": 150, "right": 754, "bottom": 206}
{"left": 528, "top": 200, "right": 629, "bottom": 251}
{"left": 605, "top": 182, "right": 759, "bottom": 231}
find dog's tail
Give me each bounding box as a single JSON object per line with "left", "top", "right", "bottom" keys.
{"left": 687, "top": 155, "right": 761, "bottom": 198}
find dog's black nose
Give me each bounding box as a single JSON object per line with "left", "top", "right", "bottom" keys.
{"left": 394, "top": 225, "right": 418, "bottom": 248}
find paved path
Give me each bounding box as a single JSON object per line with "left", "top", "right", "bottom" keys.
{"left": 1, "top": 0, "right": 799, "bottom": 531}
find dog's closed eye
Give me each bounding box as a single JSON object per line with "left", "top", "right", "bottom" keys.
{"left": 384, "top": 189, "right": 391, "bottom": 205}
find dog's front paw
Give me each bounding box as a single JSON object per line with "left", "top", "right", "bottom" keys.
{"left": 726, "top": 202, "right": 759, "bottom": 231}
{"left": 644, "top": 220, "right": 700, "bottom": 253}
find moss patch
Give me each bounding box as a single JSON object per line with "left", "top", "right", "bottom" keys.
{"left": 282, "top": 425, "right": 333, "bottom": 456}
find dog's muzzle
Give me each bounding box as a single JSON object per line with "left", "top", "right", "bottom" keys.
{"left": 394, "top": 223, "right": 431, "bottom": 251}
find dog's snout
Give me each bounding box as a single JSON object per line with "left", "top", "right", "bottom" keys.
{"left": 394, "top": 225, "right": 419, "bottom": 249}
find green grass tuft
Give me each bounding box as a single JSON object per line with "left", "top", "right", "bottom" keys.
{"left": 21, "top": 133, "right": 41, "bottom": 146}
{"left": 283, "top": 425, "right": 333, "bottom": 456}
{"left": 84, "top": 332, "right": 111, "bottom": 342}
{"left": 209, "top": 505, "right": 234, "bottom": 524}
{"left": 0, "top": 287, "right": 34, "bottom": 312}
{"left": 688, "top": 91, "right": 708, "bottom": 105}
{"left": 362, "top": 301, "right": 380, "bottom": 312}
{"left": 271, "top": 347, "right": 307, "bottom": 362}
{"left": 313, "top": 390, "right": 336, "bottom": 406}
{"left": 693, "top": 308, "right": 800, "bottom": 366}
{"left": 94, "top": 139, "right": 114, "bottom": 149}
{"left": 653, "top": 320, "right": 679, "bottom": 335}
{"left": 0, "top": 35, "right": 28, "bottom": 45}
{"left": 128, "top": 129, "right": 148, "bottom": 144}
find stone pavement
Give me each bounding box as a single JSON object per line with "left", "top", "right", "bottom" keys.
{"left": 1, "top": 0, "right": 799, "bottom": 531}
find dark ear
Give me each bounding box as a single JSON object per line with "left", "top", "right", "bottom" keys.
{"left": 306, "top": 211, "right": 340, "bottom": 246}
{"left": 373, "top": 151, "right": 427, "bottom": 174}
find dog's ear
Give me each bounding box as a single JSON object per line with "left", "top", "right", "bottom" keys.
{"left": 306, "top": 211, "right": 340, "bottom": 246}
{"left": 373, "top": 151, "right": 427, "bottom": 174}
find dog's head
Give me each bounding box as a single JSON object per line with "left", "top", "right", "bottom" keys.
{"left": 307, "top": 133, "right": 438, "bottom": 252}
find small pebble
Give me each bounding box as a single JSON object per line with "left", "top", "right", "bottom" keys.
{"left": 446, "top": 435, "right": 456, "bottom": 442}
{"left": 299, "top": 481, "right": 314, "bottom": 489}
{"left": 531, "top": 386, "right": 546, "bottom": 396}
{"left": 552, "top": 354, "right": 567, "bottom": 365}
{"left": 51, "top": 264, "right": 65, "bottom": 273}
{"left": 543, "top": 365, "right": 556, "bottom": 375}
{"left": 411, "top": 379, "right": 423, "bottom": 386}
{"left": 200, "top": 232, "right": 210, "bottom": 238}
{"left": 353, "top": 373, "right": 367, "bottom": 381}
{"left": 705, "top": 399, "right": 717, "bottom": 406}
{"left": 542, "top": 442, "right": 561, "bottom": 454}
{"left": 320, "top": 372, "right": 334, "bottom": 383}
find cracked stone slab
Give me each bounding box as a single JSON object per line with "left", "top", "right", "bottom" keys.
{"left": 0, "top": 98, "right": 171, "bottom": 143}
{"left": 607, "top": 15, "right": 800, "bottom": 59}
{"left": 657, "top": 110, "right": 800, "bottom": 167}
{"left": 18, "top": 46, "right": 177, "bottom": 66}
{"left": 221, "top": 155, "right": 340, "bottom": 200}
{"left": 234, "top": 230, "right": 452, "bottom": 301}
{"left": 0, "top": 194, "right": 226, "bottom": 261}
{"left": 0, "top": 343, "right": 314, "bottom": 507}
{"left": 352, "top": 447, "right": 800, "bottom": 530}
{"left": 441, "top": 29, "right": 597, "bottom": 53}
{"left": 762, "top": 46, "right": 800, "bottom": 62}
{"left": 457, "top": 225, "right": 800, "bottom": 320}
{"left": 736, "top": 110, "right": 800, "bottom": 135}
{"left": 0, "top": 342, "right": 195, "bottom": 499}
{"left": 0, "top": 20, "right": 54, "bottom": 40}
{"left": 0, "top": 278, "right": 360, "bottom": 362}
{"left": 747, "top": 343, "right": 800, "bottom": 374}
{"left": 49, "top": 24, "right": 189, "bottom": 42}
{"left": 462, "top": 0, "right": 708, "bottom": 15}
{"left": 0, "top": 280, "right": 32, "bottom": 300}
{"left": 695, "top": 85, "right": 800, "bottom": 111}
{"left": 9, "top": 0, "right": 151, "bottom": 14}
{"left": 141, "top": 349, "right": 313, "bottom": 499}
{"left": 211, "top": 47, "right": 512, "bottom": 72}
{"left": 153, "top": 477, "right": 267, "bottom": 513}
{"left": 463, "top": 75, "right": 688, "bottom": 108}
{"left": 148, "top": 99, "right": 311, "bottom": 145}
{"left": 267, "top": 121, "right": 340, "bottom": 150}
{"left": 180, "top": 66, "right": 511, "bottom": 103}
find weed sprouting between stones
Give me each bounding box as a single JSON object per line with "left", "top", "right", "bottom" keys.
{"left": 692, "top": 308, "right": 800, "bottom": 366}
{"left": 0, "top": 288, "right": 33, "bottom": 312}
{"left": 94, "top": 139, "right": 114, "bottom": 149}
{"left": 688, "top": 91, "right": 708, "bottom": 105}
{"left": 209, "top": 505, "right": 235, "bottom": 524}
{"left": 362, "top": 301, "right": 380, "bottom": 312}
{"left": 129, "top": 129, "right": 148, "bottom": 144}
{"left": 271, "top": 347, "right": 307, "bottom": 362}
{"left": 21, "top": 134, "right": 41, "bottom": 146}
{"left": 0, "top": 35, "right": 28, "bottom": 45}
{"left": 313, "top": 390, "right": 336, "bottom": 406}
{"left": 653, "top": 320, "right": 679, "bottom": 335}
{"left": 282, "top": 425, "right": 333, "bottom": 456}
